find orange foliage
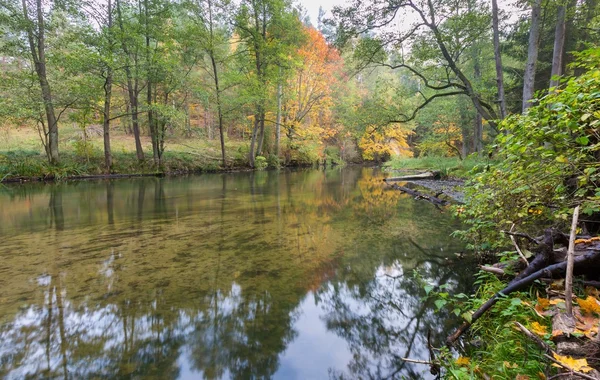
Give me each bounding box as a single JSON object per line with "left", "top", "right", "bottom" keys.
{"left": 285, "top": 27, "right": 344, "bottom": 146}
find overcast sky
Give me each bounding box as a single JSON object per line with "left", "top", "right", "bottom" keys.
{"left": 298, "top": 0, "right": 525, "bottom": 30}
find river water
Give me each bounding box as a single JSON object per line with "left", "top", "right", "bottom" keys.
{"left": 0, "top": 166, "right": 473, "bottom": 379}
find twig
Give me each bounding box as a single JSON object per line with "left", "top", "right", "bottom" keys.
{"left": 501, "top": 230, "right": 540, "bottom": 244}
{"left": 514, "top": 322, "right": 552, "bottom": 354}
{"left": 480, "top": 265, "right": 505, "bottom": 276}
{"left": 565, "top": 206, "right": 580, "bottom": 317}
{"left": 543, "top": 354, "right": 598, "bottom": 380}
{"left": 398, "top": 357, "right": 432, "bottom": 365}
{"left": 510, "top": 224, "right": 530, "bottom": 265}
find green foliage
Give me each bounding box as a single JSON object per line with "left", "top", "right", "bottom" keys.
{"left": 458, "top": 49, "right": 600, "bottom": 248}
{"left": 440, "top": 272, "right": 550, "bottom": 379}
{"left": 254, "top": 155, "right": 268, "bottom": 170}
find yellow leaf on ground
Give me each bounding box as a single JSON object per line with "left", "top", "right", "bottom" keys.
{"left": 530, "top": 322, "right": 548, "bottom": 336}
{"left": 537, "top": 372, "right": 546, "bottom": 380}
{"left": 537, "top": 297, "right": 550, "bottom": 309}
{"left": 549, "top": 298, "right": 565, "bottom": 305}
{"left": 577, "top": 296, "right": 600, "bottom": 315}
{"left": 515, "top": 375, "right": 530, "bottom": 380}
{"left": 504, "top": 361, "right": 519, "bottom": 368}
{"left": 552, "top": 353, "right": 594, "bottom": 373}
{"left": 552, "top": 329, "right": 564, "bottom": 338}
{"left": 455, "top": 356, "right": 470, "bottom": 366}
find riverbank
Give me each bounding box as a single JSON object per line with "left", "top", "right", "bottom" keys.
{"left": 0, "top": 125, "right": 343, "bottom": 183}
{"left": 390, "top": 157, "right": 600, "bottom": 378}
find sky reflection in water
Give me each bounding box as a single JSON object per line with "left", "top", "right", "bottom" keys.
{"left": 0, "top": 167, "right": 473, "bottom": 379}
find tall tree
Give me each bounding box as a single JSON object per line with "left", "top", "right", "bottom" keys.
{"left": 116, "top": 0, "right": 145, "bottom": 161}
{"left": 331, "top": 0, "right": 499, "bottom": 130}
{"left": 103, "top": 0, "right": 115, "bottom": 171}
{"left": 491, "top": 0, "right": 506, "bottom": 119}
{"left": 522, "top": 0, "right": 542, "bottom": 111}
{"left": 550, "top": 2, "right": 567, "bottom": 88}
{"left": 20, "top": 0, "right": 59, "bottom": 164}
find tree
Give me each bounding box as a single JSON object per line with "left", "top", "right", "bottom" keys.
{"left": 186, "top": 0, "right": 232, "bottom": 167}
{"left": 331, "top": 0, "right": 500, "bottom": 130}
{"left": 491, "top": 0, "right": 506, "bottom": 119}
{"left": 20, "top": 0, "right": 60, "bottom": 164}
{"left": 550, "top": 2, "right": 567, "bottom": 88}
{"left": 522, "top": 0, "right": 542, "bottom": 111}
{"left": 116, "top": 0, "right": 145, "bottom": 161}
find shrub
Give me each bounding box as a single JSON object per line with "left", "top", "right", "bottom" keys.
{"left": 254, "top": 155, "right": 268, "bottom": 170}
{"left": 457, "top": 48, "right": 600, "bottom": 249}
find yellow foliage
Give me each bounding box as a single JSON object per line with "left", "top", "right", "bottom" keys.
{"left": 552, "top": 353, "right": 594, "bottom": 373}
{"left": 577, "top": 296, "right": 600, "bottom": 315}
{"left": 359, "top": 124, "right": 413, "bottom": 160}
{"left": 530, "top": 322, "right": 548, "bottom": 336}
{"left": 455, "top": 356, "right": 470, "bottom": 366}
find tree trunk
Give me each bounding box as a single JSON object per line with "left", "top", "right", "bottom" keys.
{"left": 23, "top": 0, "right": 59, "bottom": 164}
{"left": 472, "top": 30, "right": 483, "bottom": 153}
{"left": 491, "top": 0, "right": 506, "bottom": 119}
{"left": 523, "top": 0, "right": 542, "bottom": 112}
{"left": 275, "top": 74, "right": 282, "bottom": 160}
{"left": 144, "top": 0, "right": 159, "bottom": 166}
{"left": 116, "top": 0, "right": 144, "bottom": 161}
{"left": 103, "top": 0, "right": 113, "bottom": 172}
{"left": 208, "top": 0, "right": 226, "bottom": 168}
{"left": 550, "top": 4, "right": 567, "bottom": 89}
{"left": 574, "top": 0, "right": 598, "bottom": 76}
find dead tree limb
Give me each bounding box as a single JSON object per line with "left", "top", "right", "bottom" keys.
{"left": 446, "top": 250, "right": 600, "bottom": 345}
{"left": 389, "top": 184, "right": 449, "bottom": 206}
{"left": 384, "top": 171, "right": 440, "bottom": 181}
{"left": 565, "top": 206, "right": 580, "bottom": 316}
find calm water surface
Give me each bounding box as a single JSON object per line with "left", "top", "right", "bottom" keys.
{"left": 0, "top": 167, "right": 473, "bottom": 379}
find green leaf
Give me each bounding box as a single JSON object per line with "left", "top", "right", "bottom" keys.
{"left": 424, "top": 285, "right": 434, "bottom": 295}
{"left": 434, "top": 299, "right": 447, "bottom": 310}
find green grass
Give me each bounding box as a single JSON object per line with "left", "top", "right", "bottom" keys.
{"left": 383, "top": 155, "right": 495, "bottom": 179}
{"left": 0, "top": 124, "right": 251, "bottom": 181}
{"left": 440, "top": 272, "right": 552, "bottom": 379}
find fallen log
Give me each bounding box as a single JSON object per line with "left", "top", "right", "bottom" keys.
{"left": 384, "top": 171, "right": 441, "bottom": 181}
{"left": 389, "top": 184, "right": 449, "bottom": 206}
{"left": 446, "top": 250, "right": 600, "bottom": 345}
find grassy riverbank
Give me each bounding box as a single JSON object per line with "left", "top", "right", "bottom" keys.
{"left": 0, "top": 125, "right": 266, "bottom": 181}
{"left": 383, "top": 155, "right": 493, "bottom": 179}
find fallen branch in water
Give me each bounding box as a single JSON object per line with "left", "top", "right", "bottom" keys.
{"left": 388, "top": 184, "right": 449, "bottom": 206}
{"left": 384, "top": 171, "right": 441, "bottom": 181}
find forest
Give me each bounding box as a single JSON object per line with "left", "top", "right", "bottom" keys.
{"left": 2, "top": 0, "right": 600, "bottom": 378}
{"left": 0, "top": 0, "right": 594, "bottom": 178}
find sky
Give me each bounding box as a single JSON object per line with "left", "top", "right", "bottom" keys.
{"left": 299, "top": 0, "right": 525, "bottom": 30}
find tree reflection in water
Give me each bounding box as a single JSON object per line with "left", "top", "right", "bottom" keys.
{"left": 0, "top": 167, "right": 473, "bottom": 379}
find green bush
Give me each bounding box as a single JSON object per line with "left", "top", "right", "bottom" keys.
{"left": 254, "top": 155, "right": 268, "bottom": 170}
{"left": 457, "top": 48, "right": 600, "bottom": 249}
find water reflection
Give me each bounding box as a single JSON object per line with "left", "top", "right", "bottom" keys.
{"left": 0, "top": 167, "right": 473, "bottom": 379}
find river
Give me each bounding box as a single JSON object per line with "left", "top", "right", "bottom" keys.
{"left": 0, "top": 166, "right": 473, "bottom": 379}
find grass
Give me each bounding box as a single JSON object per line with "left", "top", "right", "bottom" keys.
{"left": 0, "top": 123, "right": 251, "bottom": 180}
{"left": 439, "top": 272, "right": 552, "bottom": 379}
{"left": 383, "top": 155, "right": 495, "bottom": 179}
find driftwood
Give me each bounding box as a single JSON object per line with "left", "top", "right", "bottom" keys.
{"left": 384, "top": 171, "right": 441, "bottom": 181}
{"left": 389, "top": 184, "right": 449, "bottom": 206}
{"left": 446, "top": 250, "right": 600, "bottom": 345}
